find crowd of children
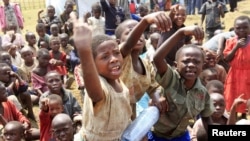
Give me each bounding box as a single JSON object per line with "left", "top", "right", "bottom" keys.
{"left": 0, "top": 0, "right": 248, "bottom": 141}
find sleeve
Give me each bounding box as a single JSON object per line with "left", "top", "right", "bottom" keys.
{"left": 100, "top": 0, "right": 109, "bottom": 11}
{"left": 223, "top": 38, "right": 235, "bottom": 57}
{"left": 155, "top": 64, "right": 175, "bottom": 89}
{"left": 87, "top": 17, "right": 93, "bottom": 25}
{"left": 9, "top": 101, "right": 30, "bottom": 127}
{"left": 198, "top": 3, "right": 206, "bottom": 14}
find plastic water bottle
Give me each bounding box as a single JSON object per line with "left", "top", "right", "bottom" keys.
{"left": 121, "top": 106, "right": 160, "bottom": 141}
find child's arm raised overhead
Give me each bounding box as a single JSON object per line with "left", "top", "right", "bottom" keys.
{"left": 120, "top": 11, "right": 172, "bottom": 57}
{"left": 71, "top": 13, "right": 103, "bottom": 103}
{"left": 153, "top": 26, "right": 204, "bottom": 76}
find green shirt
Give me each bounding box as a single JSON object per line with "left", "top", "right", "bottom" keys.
{"left": 153, "top": 65, "right": 214, "bottom": 139}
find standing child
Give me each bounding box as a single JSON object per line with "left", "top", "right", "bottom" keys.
{"left": 116, "top": 12, "right": 170, "bottom": 119}
{"left": 85, "top": 3, "right": 105, "bottom": 36}
{"left": 25, "top": 32, "right": 39, "bottom": 57}
{"left": 223, "top": 15, "right": 250, "bottom": 119}
{"left": 100, "top": 0, "right": 125, "bottom": 36}
{"left": 49, "top": 36, "right": 69, "bottom": 88}
{"left": 152, "top": 26, "right": 214, "bottom": 140}
{"left": 39, "top": 94, "right": 64, "bottom": 141}
{"left": 199, "top": 0, "right": 228, "bottom": 40}
{"left": 31, "top": 48, "right": 51, "bottom": 96}
{"left": 71, "top": 14, "right": 132, "bottom": 140}
{"left": 0, "top": 0, "right": 24, "bottom": 33}
{"left": 60, "top": 0, "right": 74, "bottom": 27}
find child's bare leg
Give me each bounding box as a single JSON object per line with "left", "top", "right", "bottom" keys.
{"left": 20, "top": 92, "right": 36, "bottom": 121}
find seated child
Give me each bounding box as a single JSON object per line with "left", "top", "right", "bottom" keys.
{"left": 51, "top": 113, "right": 74, "bottom": 141}
{"left": 49, "top": 36, "right": 69, "bottom": 88}
{"left": 199, "top": 67, "right": 218, "bottom": 86}
{"left": 0, "top": 82, "right": 39, "bottom": 140}
{"left": 39, "top": 94, "right": 64, "bottom": 141}
{"left": 39, "top": 71, "right": 82, "bottom": 126}
{"left": 25, "top": 32, "right": 39, "bottom": 57}
{"left": 1, "top": 43, "right": 23, "bottom": 68}
{"left": 20, "top": 47, "right": 39, "bottom": 104}
{"left": 206, "top": 79, "right": 224, "bottom": 95}
{"left": 49, "top": 23, "right": 60, "bottom": 39}
{"left": 191, "top": 93, "right": 228, "bottom": 140}
{"left": 31, "top": 48, "right": 51, "bottom": 96}
{"left": 36, "top": 23, "right": 50, "bottom": 50}
{"left": 37, "top": 5, "right": 61, "bottom": 35}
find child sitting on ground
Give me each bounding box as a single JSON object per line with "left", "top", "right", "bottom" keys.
{"left": 31, "top": 48, "right": 51, "bottom": 96}
{"left": 39, "top": 94, "right": 64, "bottom": 141}
{"left": 36, "top": 23, "right": 50, "bottom": 50}
{"left": 25, "top": 32, "right": 39, "bottom": 57}
{"left": 51, "top": 113, "right": 75, "bottom": 141}
{"left": 2, "top": 121, "right": 25, "bottom": 141}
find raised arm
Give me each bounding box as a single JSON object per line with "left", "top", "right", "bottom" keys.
{"left": 120, "top": 11, "right": 172, "bottom": 57}
{"left": 153, "top": 26, "right": 204, "bottom": 76}
{"left": 71, "top": 13, "right": 103, "bottom": 103}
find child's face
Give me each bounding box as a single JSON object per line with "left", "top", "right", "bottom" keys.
{"left": 203, "top": 72, "right": 217, "bottom": 86}
{"left": 211, "top": 93, "right": 225, "bottom": 119}
{"left": 47, "top": 8, "right": 55, "bottom": 18}
{"left": 176, "top": 48, "right": 203, "bottom": 83}
{"left": 52, "top": 121, "right": 73, "bottom": 141}
{"left": 21, "top": 50, "right": 33, "bottom": 63}
{"left": 0, "top": 52, "right": 12, "bottom": 66}
{"left": 204, "top": 51, "right": 216, "bottom": 68}
{"left": 27, "top": 35, "right": 37, "bottom": 46}
{"left": 36, "top": 28, "right": 45, "bottom": 37}
{"left": 94, "top": 40, "right": 123, "bottom": 81}
{"left": 46, "top": 73, "right": 62, "bottom": 93}
{"left": 48, "top": 100, "right": 64, "bottom": 118}
{"left": 108, "top": 0, "right": 117, "bottom": 6}
{"left": 37, "top": 53, "right": 50, "bottom": 67}
{"left": 65, "top": 3, "right": 74, "bottom": 14}
{"left": 0, "top": 66, "right": 11, "bottom": 83}
{"left": 60, "top": 36, "right": 69, "bottom": 48}
{"left": 51, "top": 26, "right": 59, "bottom": 36}
{"left": 50, "top": 39, "right": 61, "bottom": 52}
{"left": 120, "top": 20, "right": 145, "bottom": 51}
{"left": 3, "top": 125, "right": 23, "bottom": 141}
{"left": 40, "top": 41, "right": 49, "bottom": 49}
{"left": 0, "top": 85, "right": 8, "bottom": 102}
{"left": 234, "top": 19, "right": 250, "bottom": 39}
{"left": 173, "top": 7, "right": 186, "bottom": 27}
{"left": 93, "top": 10, "right": 101, "bottom": 19}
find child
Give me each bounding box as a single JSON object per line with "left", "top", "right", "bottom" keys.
{"left": 60, "top": 0, "right": 74, "bottom": 26}
{"left": 48, "top": 36, "right": 69, "bottom": 87}
{"left": 199, "top": 0, "right": 228, "bottom": 40}
{"left": 157, "top": 4, "right": 192, "bottom": 66}
{"left": 145, "top": 32, "right": 161, "bottom": 62}
{"left": 199, "top": 67, "right": 218, "bottom": 86}
{"left": 223, "top": 15, "right": 250, "bottom": 119}
{"left": 152, "top": 26, "right": 214, "bottom": 140}
{"left": 37, "top": 5, "right": 61, "bottom": 35}
{"left": 2, "top": 23, "right": 25, "bottom": 50}
{"left": 51, "top": 113, "right": 74, "bottom": 141}
{"left": 39, "top": 71, "right": 82, "bottom": 122}
{"left": 206, "top": 79, "right": 224, "bottom": 95}
{"left": 25, "top": 32, "right": 39, "bottom": 57}
{"left": 100, "top": 0, "right": 125, "bottom": 35}
{"left": 71, "top": 14, "right": 132, "bottom": 140}
{"left": 49, "top": 23, "right": 60, "bottom": 39}
{"left": 85, "top": 3, "right": 105, "bottom": 36}
{"left": 39, "top": 94, "right": 64, "bottom": 141}
{"left": 2, "top": 121, "right": 25, "bottom": 141}
{"left": 36, "top": 23, "right": 50, "bottom": 50}
{"left": 2, "top": 43, "right": 23, "bottom": 68}
{"left": 0, "top": 0, "right": 24, "bottom": 34}
{"left": 59, "top": 33, "right": 74, "bottom": 72}
{"left": 0, "top": 81, "right": 39, "bottom": 140}
{"left": 191, "top": 93, "right": 228, "bottom": 140}
{"left": 116, "top": 12, "right": 170, "bottom": 119}
{"left": 31, "top": 48, "right": 51, "bottom": 96}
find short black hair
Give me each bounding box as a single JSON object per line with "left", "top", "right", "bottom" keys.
{"left": 115, "top": 19, "right": 137, "bottom": 39}
{"left": 36, "top": 23, "right": 45, "bottom": 31}
{"left": 175, "top": 44, "right": 205, "bottom": 61}
{"left": 234, "top": 15, "right": 250, "bottom": 25}
{"left": 206, "top": 79, "right": 224, "bottom": 91}
{"left": 37, "top": 48, "right": 49, "bottom": 58}
{"left": 92, "top": 34, "right": 114, "bottom": 57}
{"left": 47, "top": 94, "right": 63, "bottom": 105}
{"left": 25, "top": 32, "right": 35, "bottom": 41}
{"left": 91, "top": 2, "right": 102, "bottom": 13}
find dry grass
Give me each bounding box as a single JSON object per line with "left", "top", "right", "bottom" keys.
{"left": 19, "top": 0, "right": 249, "bottom": 126}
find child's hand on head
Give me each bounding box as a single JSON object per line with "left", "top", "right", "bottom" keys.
{"left": 182, "top": 26, "right": 204, "bottom": 44}
{"left": 143, "top": 11, "right": 172, "bottom": 32}
{"left": 70, "top": 12, "right": 92, "bottom": 51}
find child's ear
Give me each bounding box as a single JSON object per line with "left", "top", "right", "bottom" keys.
{"left": 116, "top": 39, "right": 120, "bottom": 45}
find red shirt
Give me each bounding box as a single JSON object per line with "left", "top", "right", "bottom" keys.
{"left": 39, "top": 110, "right": 53, "bottom": 141}
{"left": 129, "top": 3, "right": 136, "bottom": 14}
